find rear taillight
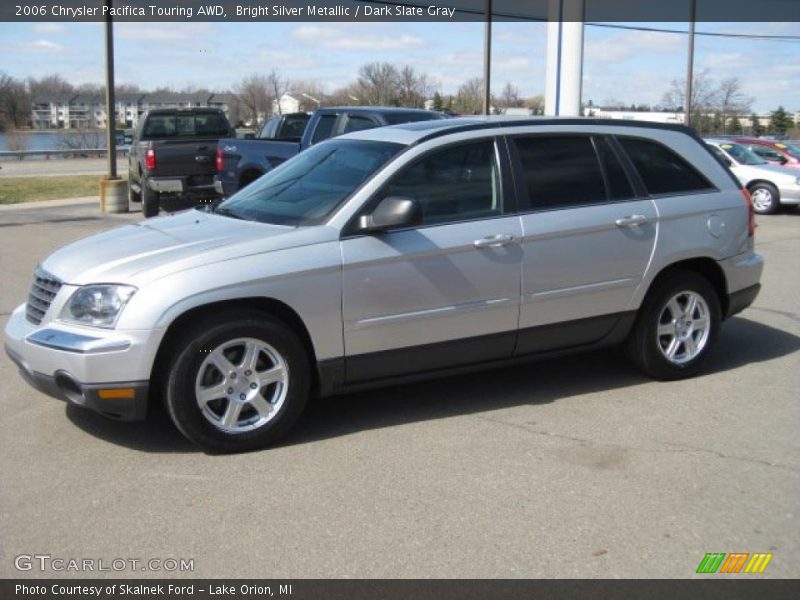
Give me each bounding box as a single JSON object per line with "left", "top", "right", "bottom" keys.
{"left": 216, "top": 148, "right": 223, "bottom": 172}
{"left": 145, "top": 148, "right": 156, "bottom": 171}
{"left": 742, "top": 188, "right": 755, "bottom": 237}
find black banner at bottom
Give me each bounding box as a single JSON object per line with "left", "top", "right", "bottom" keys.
{"left": 3, "top": 579, "right": 800, "bottom": 600}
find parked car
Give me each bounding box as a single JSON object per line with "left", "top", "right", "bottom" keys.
{"left": 731, "top": 137, "right": 800, "bottom": 169}
{"left": 6, "top": 118, "right": 763, "bottom": 453}
{"left": 705, "top": 138, "right": 800, "bottom": 214}
{"left": 129, "top": 108, "right": 234, "bottom": 218}
{"left": 214, "top": 107, "right": 448, "bottom": 196}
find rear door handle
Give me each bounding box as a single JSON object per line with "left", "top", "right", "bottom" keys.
{"left": 474, "top": 234, "right": 515, "bottom": 248}
{"left": 615, "top": 214, "right": 648, "bottom": 227}
{"left": 195, "top": 155, "right": 210, "bottom": 162}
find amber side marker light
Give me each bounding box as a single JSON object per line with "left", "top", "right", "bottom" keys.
{"left": 98, "top": 388, "right": 135, "bottom": 399}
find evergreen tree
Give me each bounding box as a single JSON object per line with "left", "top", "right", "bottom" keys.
{"left": 769, "top": 106, "right": 794, "bottom": 135}
{"left": 432, "top": 91, "right": 443, "bottom": 111}
{"left": 728, "top": 115, "right": 743, "bottom": 135}
{"left": 750, "top": 113, "right": 764, "bottom": 136}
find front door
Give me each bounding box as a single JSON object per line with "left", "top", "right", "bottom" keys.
{"left": 340, "top": 139, "right": 523, "bottom": 382}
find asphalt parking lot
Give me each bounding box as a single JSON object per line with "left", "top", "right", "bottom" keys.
{"left": 0, "top": 201, "right": 798, "bottom": 579}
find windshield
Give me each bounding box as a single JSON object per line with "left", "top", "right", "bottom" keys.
{"left": 718, "top": 142, "right": 766, "bottom": 166}
{"left": 214, "top": 139, "right": 403, "bottom": 225}
{"left": 775, "top": 142, "right": 800, "bottom": 159}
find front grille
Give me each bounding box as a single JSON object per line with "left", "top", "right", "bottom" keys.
{"left": 26, "top": 268, "right": 63, "bottom": 325}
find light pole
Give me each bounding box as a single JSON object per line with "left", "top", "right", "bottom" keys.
{"left": 483, "top": 0, "right": 492, "bottom": 115}
{"left": 685, "top": 0, "right": 696, "bottom": 127}
{"left": 104, "top": 0, "right": 116, "bottom": 178}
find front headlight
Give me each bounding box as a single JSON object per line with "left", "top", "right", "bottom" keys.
{"left": 59, "top": 285, "right": 137, "bottom": 328}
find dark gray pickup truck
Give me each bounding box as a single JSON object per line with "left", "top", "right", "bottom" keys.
{"left": 215, "top": 107, "right": 448, "bottom": 197}
{"left": 128, "top": 108, "right": 234, "bottom": 217}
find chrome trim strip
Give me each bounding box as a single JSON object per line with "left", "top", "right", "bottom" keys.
{"left": 26, "top": 329, "right": 132, "bottom": 354}
{"left": 530, "top": 278, "right": 633, "bottom": 300}
{"left": 348, "top": 298, "right": 513, "bottom": 331}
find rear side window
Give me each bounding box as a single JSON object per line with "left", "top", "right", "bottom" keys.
{"left": 513, "top": 136, "right": 606, "bottom": 209}
{"left": 343, "top": 115, "right": 378, "bottom": 134}
{"left": 617, "top": 137, "right": 712, "bottom": 195}
{"left": 311, "top": 114, "right": 337, "bottom": 144}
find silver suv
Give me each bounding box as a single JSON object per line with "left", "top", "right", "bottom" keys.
{"left": 4, "top": 118, "right": 764, "bottom": 453}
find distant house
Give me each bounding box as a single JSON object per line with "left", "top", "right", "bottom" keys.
{"left": 272, "top": 93, "right": 301, "bottom": 115}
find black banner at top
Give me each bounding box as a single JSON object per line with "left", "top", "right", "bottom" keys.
{"left": 2, "top": 0, "right": 800, "bottom": 22}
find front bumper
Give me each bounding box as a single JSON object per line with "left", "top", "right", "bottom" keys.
{"left": 4, "top": 304, "right": 159, "bottom": 421}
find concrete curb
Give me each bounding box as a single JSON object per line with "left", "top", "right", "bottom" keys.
{"left": 0, "top": 196, "right": 101, "bottom": 211}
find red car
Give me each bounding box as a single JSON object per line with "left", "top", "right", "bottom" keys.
{"left": 732, "top": 137, "right": 800, "bottom": 169}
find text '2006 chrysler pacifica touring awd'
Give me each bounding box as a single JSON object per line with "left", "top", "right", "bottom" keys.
{"left": 5, "top": 118, "right": 763, "bottom": 453}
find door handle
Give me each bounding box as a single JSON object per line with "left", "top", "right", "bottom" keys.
{"left": 195, "top": 155, "right": 210, "bottom": 162}
{"left": 615, "top": 214, "right": 648, "bottom": 227}
{"left": 474, "top": 234, "right": 515, "bottom": 248}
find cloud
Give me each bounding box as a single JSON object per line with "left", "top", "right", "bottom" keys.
{"left": 116, "top": 22, "right": 213, "bottom": 41}
{"left": 291, "top": 25, "right": 425, "bottom": 50}
{"left": 585, "top": 29, "right": 684, "bottom": 63}
{"left": 18, "top": 39, "right": 64, "bottom": 52}
{"left": 257, "top": 49, "right": 320, "bottom": 70}
{"left": 32, "top": 24, "right": 65, "bottom": 34}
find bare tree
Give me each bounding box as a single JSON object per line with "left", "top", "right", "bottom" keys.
{"left": 27, "top": 73, "right": 73, "bottom": 99}
{"left": 57, "top": 128, "right": 105, "bottom": 152}
{"left": 234, "top": 74, "right": 272, "bottom": 127}
{"left": 397, "top": 65, "right": 435, "bottom": 108}
{"left": 498, "top": 82, "right": 523, "bottom": 110}
{"left": 454, "top": 77, "right": 485, "bottom": 115}
{"left": 356, "top": 62, "right": 400, "bottom": 106}
{"left": 0, "top": 71, "right": 30, "bottom": 130}
{"left": 716, "top": 77, "right": 753, "bottom": 133}
{"left": 267, "top": 69, "right": 291, "bottom": 114}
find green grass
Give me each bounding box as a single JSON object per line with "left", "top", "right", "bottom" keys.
{"left": 0, "top": 175, "right": 100, "bottom": 204}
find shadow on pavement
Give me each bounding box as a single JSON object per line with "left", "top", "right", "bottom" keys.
{"left": 65, "top": 316, "right": 800, "bottom": 453}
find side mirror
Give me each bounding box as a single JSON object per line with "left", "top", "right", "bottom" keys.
{"left": 778, "top": 156, "right": 788, "bottom": 165}
{"left": 358, "top": 196, "right": 422, "bottom": 233}
{"left": 723, "top": 157, "right": 733, "bottom": 166}
{"left": 243, "top": 133, "right": 255, "bottom": 140}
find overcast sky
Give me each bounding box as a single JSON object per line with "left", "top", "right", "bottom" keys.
{"left": 1, "top": 21, "right": 798, "bottom": 113}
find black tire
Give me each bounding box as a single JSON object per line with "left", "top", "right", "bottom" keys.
{"left": 626, "top": 270, "right": 721, "bottom": 380}
{"left": 163, "top": 311, "right": 310, "bottom": 453}
{"left": 141, "top": 186, "right": 159, "bottom": 218}
{"left": 749, "top": 182, "right": 780, "bottom": 215}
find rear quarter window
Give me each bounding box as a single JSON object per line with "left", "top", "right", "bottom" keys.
{"left": 617, "top": 137, "right": 713, "bottom": 196}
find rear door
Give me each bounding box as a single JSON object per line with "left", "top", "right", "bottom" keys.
{"left": 340, "top": 138, "right": 523, "bottom": 382}
{"left": 511, "top": 134, "right": 657, "bottom": 355}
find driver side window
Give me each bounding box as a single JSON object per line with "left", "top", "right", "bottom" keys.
{"left": 380, "top": 141, "right": 502, "bottom": 226}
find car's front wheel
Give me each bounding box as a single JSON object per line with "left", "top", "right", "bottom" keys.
{"left": 626, "top": 270, "right": 721, "bottom": 380}
{"left": 163, "top": 311, "right": 310, "bottom": 453}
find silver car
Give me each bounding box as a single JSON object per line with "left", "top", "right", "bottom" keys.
{"left": 705, "top": 138, "right": 800, "bottom": 214}
{"left": 5, "top": 118, "right": 764, "bottom": 453}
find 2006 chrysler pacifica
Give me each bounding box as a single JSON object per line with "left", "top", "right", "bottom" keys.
{"left": 4, "top": 118, "right": 764, "bottom": 452}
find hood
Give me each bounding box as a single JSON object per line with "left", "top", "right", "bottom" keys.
{"left": 40, "top": 209, "right": 336, "bottom": 286}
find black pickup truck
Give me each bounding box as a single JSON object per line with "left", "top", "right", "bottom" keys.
{"left": 128, "top": 108, "right": 234, "bottom": 217}
{"left": 215, "top": 107, "right": 448, "bottom": 197}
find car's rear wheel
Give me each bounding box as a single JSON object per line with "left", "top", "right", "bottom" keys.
{"left": 626, "top": 270, "right": 720, "bottom": 380}
{"left": 163, "top": 311, "right": 310, "bottom": 453}
{"left": 141, "top": 186, "right": 160, "bottom": 218}
{"left": 749, "top": 182, "right": 780, "bottom": 215}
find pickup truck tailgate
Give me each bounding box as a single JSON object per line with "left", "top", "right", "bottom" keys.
{"left": 147, "top": 137, "right": 219, "bottom": 176}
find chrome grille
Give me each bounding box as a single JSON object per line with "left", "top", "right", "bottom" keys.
{"left": 26, "top": 268, "right": 62, "bottom": 325}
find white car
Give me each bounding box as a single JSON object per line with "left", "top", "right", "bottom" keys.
{"left": 705, "top": 138, "right": 800, "bottom": 214}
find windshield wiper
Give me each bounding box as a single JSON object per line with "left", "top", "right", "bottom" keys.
{"left": 212, "top": 205, "right": 248, "bottom": 220}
